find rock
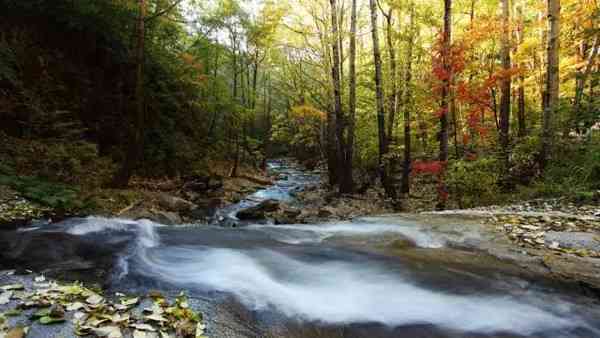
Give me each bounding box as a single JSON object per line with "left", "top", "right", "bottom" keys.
{"left": 544, "top": 231, "right": 600, "bottom": 252}
{"left": 274, "top": 206, "right": 302, "bottom": 225}
{"left": 317, "top": 207, "right": 335, "bottom": 218}
{"left": 121, "top": 207, "right": 182, "bottom": 225}
{"left": 157, "top": 194, "right": 197, "bottom": 213}
{"left": 236, "top": 199, "right": 280, "bottom": 220}
{"left": 187, "top": 198, "right": 222, "bottom": 220}
{"left": 0, "top": 231, "right": 124, "bottom": 285}
{"left": 151, "top": 211, "right": 182, "bottom": 225}
{"left": 388, "top": 238, "right": 417, "bottom": 250}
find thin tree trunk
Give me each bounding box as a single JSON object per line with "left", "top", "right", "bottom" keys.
{"left": 573, "top": 35, "right": 599, "bottom": 131}
{"left": 383, "top": 8, "right": 398, "bottom": 144}
{"left": 330, "top": 0, "right": 345, "bottom": 190}
{"left": 541, "top": 0, "right": 560, "bottom": 170}
{"left": 499, "top": 0, "right": 511, "bottom": 167}
{"left": 516, "top": 5, "right": 527, "bottom": 137}
{"left": 113, "top": 0, "right": 145, "bottom": 188}
{"left": 341, "top": 0, "right": 358, "bottom": 194}
{"left": 437, "top": 0, "right": 452, "bottom": 210}
{"left": 401, "top": 5, "right": 416, "bottom": 195}
{"left": 369, "top": 0, "right": 395, "bottom": 199}
{"left": 439, "top": 0, "right": 451, "bottom": 163}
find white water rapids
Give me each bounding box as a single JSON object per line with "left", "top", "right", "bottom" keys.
{"left": 60, "top": 216, "right": 600, "bottom": 337}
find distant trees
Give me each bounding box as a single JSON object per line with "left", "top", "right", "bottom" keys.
{"left": 541, "top": 0, "right": 560, "bottom": 170}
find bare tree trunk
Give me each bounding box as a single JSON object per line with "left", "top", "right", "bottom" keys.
{"left": 113, "top": 0, "right": 145, "bottom": 188}
{"left": 439, "top": 0, "right": 451, "bottom": 163}
{"left": 330, "top": 0, "right": 345, "bottom": 191}
{"left": 340, "top": 0, "right": 358, "bottom": 194}
{"left": 541, "top": 0, "right": 560, "bottom": 170}
{"left": 437, "top": 0, "right": 452, "bottom": 210}
{"left": 516, "top": 5, "right": 527, "bottom": 137}
{"left": 401, "top": 5, "right": 416, "bottom": 195}
{"left": 369, "top": 0, "right": 395, "bottom": 199}
{"left": 383, "top": 8, "right": 398, "bottom": 144}
{"left": 573, "top": 35, "right": 599, "bottom": 131}
{"left": 499, "top": 0, "right": 511, "bottom": 168}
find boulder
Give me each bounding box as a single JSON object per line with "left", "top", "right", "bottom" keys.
{"left": 274, "top": 206, "right": 302, "bottom": 225}
{"left": 236, "top": 199, "right": 280, "bottom": 220}
{"left": 544, "top": 231, "right": 600, "bottom": 252}
{"left": 157, "top": 194, "right": 197, "bottom": 213}
{"left": 121, "top": 206, "right": 181, "bottom": 225}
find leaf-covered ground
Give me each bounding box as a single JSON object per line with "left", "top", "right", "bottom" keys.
{"left": 0, "top": 271, "right": 207, "bottom": 338}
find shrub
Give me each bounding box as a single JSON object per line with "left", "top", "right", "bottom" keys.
{"left": 446, "top": 157, "right": 501, "bottom": 208}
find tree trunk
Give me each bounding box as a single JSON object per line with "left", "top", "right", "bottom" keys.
{"left": 573, "top": 35, "right": 599, "bottom": 131}
{"left": 499, "top": 0, "right": 511, "bottom": 167}
{"left": 540, "top": 0, "right": 560, "bottom": 170}
{"left": 113, "top": 0, "right": 145, "bottom": 188}
{"left": 340, "top": 0, "right": 358, "bottom": 194}
{"left": 437, "top": 0, "right": 452, "bottom": 210}
{"left": 330, "top": 0, "right": 345, "bottom": 190}
{"left": 516, "top": 5, "right": 527, "bottom": 137}
{"left": 369, "top": 0, "right": 395, "bottom": 199}
{"left": 401, "top": 5, "right": 416, "bottom": 195}
{"left": 384, "top": 9, "right": 398, "bottom": 145}
{"left": 439, "top": 0, "right": 451, "bottom": 163}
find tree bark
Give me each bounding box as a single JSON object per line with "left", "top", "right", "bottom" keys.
{"left": 439, "top": 0, "right": 451, "bottom": 163}
{"left": 573, "top": 35, "right": 599, "bottom": 131}
{"left": 540, "top": 0, "right": 560, "bottom": 170}
{"left": 369, "top": 0, "right": 395, "bottom": 199}
{"left": 401, "top": 5, "right": 416, "bottom": 195}
{"left": 516, "top": 5, "right": 527, "bottom": 137}
{"left": 340, "top": 0, "right": 358, "bottom": 194}
{"left": 499, "top": 0, "right": 511, "bottom": 166}
{"left": 383, "top": 8, "right": 398, "bottom": 145}
{"left": 330, "top": 0, "right": 345, "bottom": 191}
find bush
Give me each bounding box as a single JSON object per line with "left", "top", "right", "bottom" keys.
{"left": 446, "top": 157, "right": 501, "bottom": 208}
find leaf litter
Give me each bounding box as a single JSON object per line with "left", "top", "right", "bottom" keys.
{"left": 0, "top": 277, "right": 207, "bottom": 337}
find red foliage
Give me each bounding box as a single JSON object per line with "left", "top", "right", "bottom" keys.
{"left": 412, "top": 160, "right": 447, "bottom": 176}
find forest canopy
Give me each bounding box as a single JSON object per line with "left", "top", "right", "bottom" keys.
{"left": 0, "top": 0, "right": 599, "bottom": 211}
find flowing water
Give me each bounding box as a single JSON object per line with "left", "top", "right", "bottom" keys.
{"left": 40, "top": 160, "right": 600, "bottom": 337}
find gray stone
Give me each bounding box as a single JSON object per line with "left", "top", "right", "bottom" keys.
{"left": 544, "top": 231, "right": 600, "bottom": 251}
{"left": 157, "top": 194, "right": 197, "bottom": 213}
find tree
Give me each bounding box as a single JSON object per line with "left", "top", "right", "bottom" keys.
{"left": 340, "top": 0, "right": 358, "bottom": 194}
{"left": 112, "top": 0, "right": 146, "bottom": 188}
{"left": 369, "top": 0, "right": 395, "bottom": 199}
{"left": 401, "top": 4, "right": 416, "bottom": 195}
{"left": 329, "top": 0, "right": 345, "bottom": 192}
{"left": 499, "top": 0, "right": 511, "bottom": 168}
{"left": 540, "top": 0, "right": 560, "bottom": 170}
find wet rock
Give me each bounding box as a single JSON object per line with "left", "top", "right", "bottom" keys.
{"left": 273, "top": 206, "right": 302, "bottom": 225}
{"left": 157, "top": 194, "right": 197, "bottom": 213}
{"left": 236, "top": 199, "right": 280, "bottom": 220}
{"left": 187, "top": 198, "right": 222, "bottom": 220}
{"left": 544, "top": 231, "right": 600, "bottom": 252}
{"left": 151, "top": 211, "right": 182, "bottom": 225}
{"left": 0, "top": 231, "right": 123, "bottom": 285}
{"left": 121, "top": 207, "right": 181, "bottom": 225}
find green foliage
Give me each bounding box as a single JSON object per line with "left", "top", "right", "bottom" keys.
{"left": 0, "top": 174, "right": 83, "bottom": 211}
{"left": 446, "top": 157, "right": 501, "bottom": 208}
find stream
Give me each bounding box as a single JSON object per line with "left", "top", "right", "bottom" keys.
{"left": 14, "top": 160, "right": 600, "bottom": 337}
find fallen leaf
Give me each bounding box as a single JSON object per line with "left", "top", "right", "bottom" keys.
{"left": 39, "top": 315, "right": 66, "bottom": 325}
{"left": 93, "top": 326, "right": 123, "bottom": 338}
{"left": 121, "top": 297, "right": 139, "bottom": 307}
{"left": 5, "top": 326, "right": 27, "bottom": 338}
{"left": 0, "top": 291, "right": 13, "bottom": 305}
{"left": 145, "top": 313, "right": 168, "bottom": 322}
{"left": 1, "top": 284, "right": 24, "bottom": 291}
{"left": 86, "top": 294, "right": 104, "bottom": 305}
{"left": 130, "top": 323, "right": 156, "bottom": 332}
{"left": 66, "top": 302, "right": 85, "bottom": 311}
